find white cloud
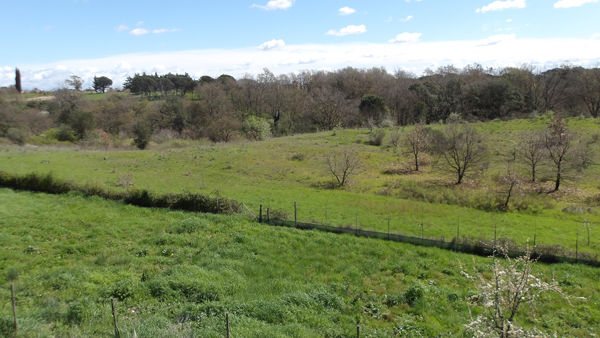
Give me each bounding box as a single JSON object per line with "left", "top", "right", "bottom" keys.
{"left": 506, "top": 19, "right": 512, "bottom": 22}
{"left": 4, "top": 67, "right": 12, "bottom": 71}
{"left": 130, "top": 28, "right": 149, "bottom": 36}
{"left": 6, "top": 38, "right": 600, "bottom": 90}
{"left": 592, "top": 33, "right": 600, "bottom": 39}
{"left": 136, "top": 21, "right": 144, "bottom": 26}
{"left": 152, "top": 28, "right": 180, "bottom": 34}
{"left": 389, "top": 32, "right": 422, "bottom": 43}
{"left": 339, "top": 7, "right": 356, "bottom": 15}
{"left": 115, "top": 24, "right": 129, "bottom": 32}
{"left": 399, "top": 15, "right": 413, "bottom": 22}
{"left": 251, "top": 0, "right": 294, "bottom": 10}
{"left": 476, "top": 34, "right": 516, "bottom": 46}
{"left": 258, "top": 39, "right": 286, "bottom": 50}
{"left": 476, "top": 0, "right": 526, "bottom": 13}
{"left": 554, "top": 0, "right": 597, "bottom": 7}
{"left": 326, "top": 25, "right": 367, "bottom": 36}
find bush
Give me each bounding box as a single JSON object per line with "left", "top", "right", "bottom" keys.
{"left": 404, "top": 282, "right": 427, "bottom": 306}
{"left": 243, "top": 116, "right": 272, "bottom": 141}
{"left": 5, "top": 267, "right": 18, "bottom": 281}
{"left": 56, "top": 124, "right": 77, "bottom": 142}
{"left": 6, "top": 128, "right": 25, "bottom": 145}
{"left": 269, "top": 208, "right": 292, "bottom": 221}
{"left": 133, "top": 121, "right": 152, "bottom": 150}
{"left": 109, "top": 279, "right": 136, "bottom": 301}
{"left": 368, "top": 129, "right": 386, "bottom": 146}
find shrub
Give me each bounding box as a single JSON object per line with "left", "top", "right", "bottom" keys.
{"left": 6, "top": 128, "right": 25, "bottom": 145}
{"left": 133, "top": 121, "right": 151, "bottom": 150}
{"left": 243, "top": 116, "right": 272, "bottom": 141}
{"left": 109, "top": 279, "right": 136, "bottom": 301}
{"left": 5, "top": 267, "right": 18, "bottom": 281}
{"left": 269, "top": 208, "right": 292, "bottom": 221}
{"left": 291, "top": 153, "right": 306, "bottom": 161}
{"left": 56, "top": 124, "right": 77, "bottom": 142}
{"left": 368, "top": 129, "right": 386, "bottom": 146}
{"left": 404, "top": 282, "right": 427, "bottom": 306}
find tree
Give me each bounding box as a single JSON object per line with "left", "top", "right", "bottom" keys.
{"left": 324, "top": 147, "right": 363, "bottom": 188}
{"left": 518, "top": 131, "right": 545, "bottom": 182}
{"left": 65, "top": 75, "right": 84, "bottom": 91}
{"left": 574, "top": 68, "right": 600, "bottom": 118}
{"left": 133, "top": 121, "right": 151, "bottom": 150}
{"left": 462, "top": 244, "right": 573, "bottom": 338}
{"left": 544, "top": 114, "right": 573, "bottom": 192}
{"left": 93, "top": 76, "right": 113, "bottom": 93}
{"left": 581, "top": 215, "right": 595, "bottom": 246}
{"left": 499, "top": 161, "right": 523, "bottom": 210}
{"left": 435, "top": 123, "right": 487, "bottom": 184}
{"left": 206, "top": 115, "right": 242, "bottom": 142}
{"left": 403, "top": 124, "right": 429, "bottom": 171}
{"left": 15, "top": 68, "right": 21, "bottom": 94}
{"left": 358, "top": 95, "right": 387, "bottom": 126}
{"left": 68, "top": 111, "right": 96, "bottom": 140}
{"left": 307, "top": 86, "right": 354, "bottom": 131}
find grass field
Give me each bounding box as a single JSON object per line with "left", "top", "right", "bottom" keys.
{"left": 0, "top": 189, "right": 598, "bottom": 337}
{"left": 2, "top": 117, "right": 600, "bottom": 257}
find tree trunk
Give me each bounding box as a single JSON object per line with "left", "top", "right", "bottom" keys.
{"left": 414, "top": 153, "right": 419, "bottom": 171}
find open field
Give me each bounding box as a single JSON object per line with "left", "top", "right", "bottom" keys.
{"left": 2, "top": 117, "right": 600, "bottom": 257}
{"left": 1, "top": 189, "right": 599, "bottom": 337}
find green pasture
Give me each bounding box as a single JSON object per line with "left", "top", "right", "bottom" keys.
{"left": 0, "top": 189, "right": 598, "bottom": 337}
{"left": 2, "top": 118, "right": 600, "bottom": 256}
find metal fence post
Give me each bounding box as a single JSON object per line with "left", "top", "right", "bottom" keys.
{"left": 11, "top": 284, "right": 17, "bottom": 333}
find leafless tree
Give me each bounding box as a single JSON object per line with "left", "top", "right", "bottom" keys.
{"left": 518, "top": 131, "right": 545, "bottom": 182}
{"left": 499, "top": 161, "right": 523, "bottom": 210}
{"left": 324, "top": 147, "right": 363, "bottom": 187}
{"left": 435, "top": 123, "right": 487, "bottom": 184}
{"left": 574, "top": 68, "right": 600, "bottom": 118}
{"left": 307, "top": 86, "right": 356, "bottom": 131}
{"left": 65, "top": 75, "right": 84, "bottom": 91}
{"left": 544, "top": 114, "right": 574, "bottom": 192}
{"left": 403, "top": 124, "right": 429, "bottom": 171}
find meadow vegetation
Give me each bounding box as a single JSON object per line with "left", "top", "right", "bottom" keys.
{"left": 0, "top": 189, "right": 599, "bottom": 337}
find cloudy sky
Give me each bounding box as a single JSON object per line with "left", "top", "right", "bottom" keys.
{"left": 1, "top": 0, "right": 599, "bottom": 90}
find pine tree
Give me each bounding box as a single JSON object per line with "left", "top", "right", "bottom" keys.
{"left": 15, "top": 68, "right": 22, "bottom": 93}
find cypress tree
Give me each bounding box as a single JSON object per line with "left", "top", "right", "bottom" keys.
{"left": 15, "top": 68, "right": 22, "bottom": 93}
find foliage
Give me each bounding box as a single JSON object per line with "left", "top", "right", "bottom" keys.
{"left": 243, "top": 115, "right": 272, "bottom": 141}
{"left": 6, "top": 128, "right": 25, "bottom": 145}
{"left": 367, "top": 129, "right": 386, "bottom": 146}
{"left": 93, "top": 76, "right": 113, "bottom": 93}
{"left": 133, "top": 120, "right": 151, "bottom": 150}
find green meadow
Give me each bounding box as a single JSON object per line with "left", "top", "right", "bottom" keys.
{"left": 1, "top": 189, "right": 599, "bottom": 337}
{"left": 2, "top": 117, "right": 600, "bottom": 256}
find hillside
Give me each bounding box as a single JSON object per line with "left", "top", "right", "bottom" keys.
{"left": 2, "top": 117, "right": 600, "bottom": 257}
{"left": 0, "top": 188, "right": 598, "bottom": 337}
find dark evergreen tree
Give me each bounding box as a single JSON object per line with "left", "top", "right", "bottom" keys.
{"left": 15, "top": 68, "right": 22, "bottom": 93}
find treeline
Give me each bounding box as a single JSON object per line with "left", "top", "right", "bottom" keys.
{"left": 1, "top": 63, "right": 599, "bottom": 147}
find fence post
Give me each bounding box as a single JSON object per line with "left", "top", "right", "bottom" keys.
{"left": 226, "top": 312, "right": 230, "bottom": 338}
{"left": 259, "top": 204, "right": 263, "bottom": 223}
{"left": 355, "top": 214, "right": 358, "bottom": 236}
{"left": 357, "top": 325, "right": 360, "bottom": 338}
{"left": 111, "top": 298, "right": 120, "bottom": 338}
{"left": 576, "top": 237, "right": 579, "bottom": 263}
{"left": 388, "top": 218, "right": 390, "bottom": 239}
{"left": 294, "top": 202, "right": 297, "bottom": 228}
{"left": 11, "top": 284, "right": 17, "bottom": 333}
{"left": 267, "top": 208, "right": 270, "bottom": 224}
{"left": 421, "top": 223, "right": 424, "bottom": 245}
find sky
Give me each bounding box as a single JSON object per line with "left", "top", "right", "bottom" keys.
{"left": 1, "top": 0, "right": 599, "bottom": 90}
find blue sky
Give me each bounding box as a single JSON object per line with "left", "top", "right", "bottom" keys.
{"left": 1, "top": 0, "right": 599, "bottom": 89}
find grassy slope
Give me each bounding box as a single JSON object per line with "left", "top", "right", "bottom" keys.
{"left": 0, "top": 189, "right": 598, "bottom": 337}
{"left": 1, "top": 118, "right": 600, "bottom": 256}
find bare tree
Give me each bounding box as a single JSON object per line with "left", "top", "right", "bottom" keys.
{"left": 403, "top": 124, "right": 429, "bottom": 171}
{"left": 574, "top": 68, "right": 600, "bottom": 118}
{"left": 581, "top": 215, "right": 595, "bottom": 246}
{"left": 324, "top": 147, "right": 363, "bottom": 187}
{"left": 435, "top": 123, "right": 487, "bottom": 184}
{"left": 499, "top": 161, "right": 523, "bottom": 210}
{"left": 307, "top": 86, "right": 356, "bottom": 131}
{"left": 461, "top": 244, "right": 575, "bottom": 338}
{"left": 518, "top": 131, "right": 545, "bottom": 182}
{"left": 544, "top": 115, "right": 574, "bottom": 192}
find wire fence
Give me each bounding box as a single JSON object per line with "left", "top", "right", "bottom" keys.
{"left": 256, "top": 205, "right": 600, "bottom": 268}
